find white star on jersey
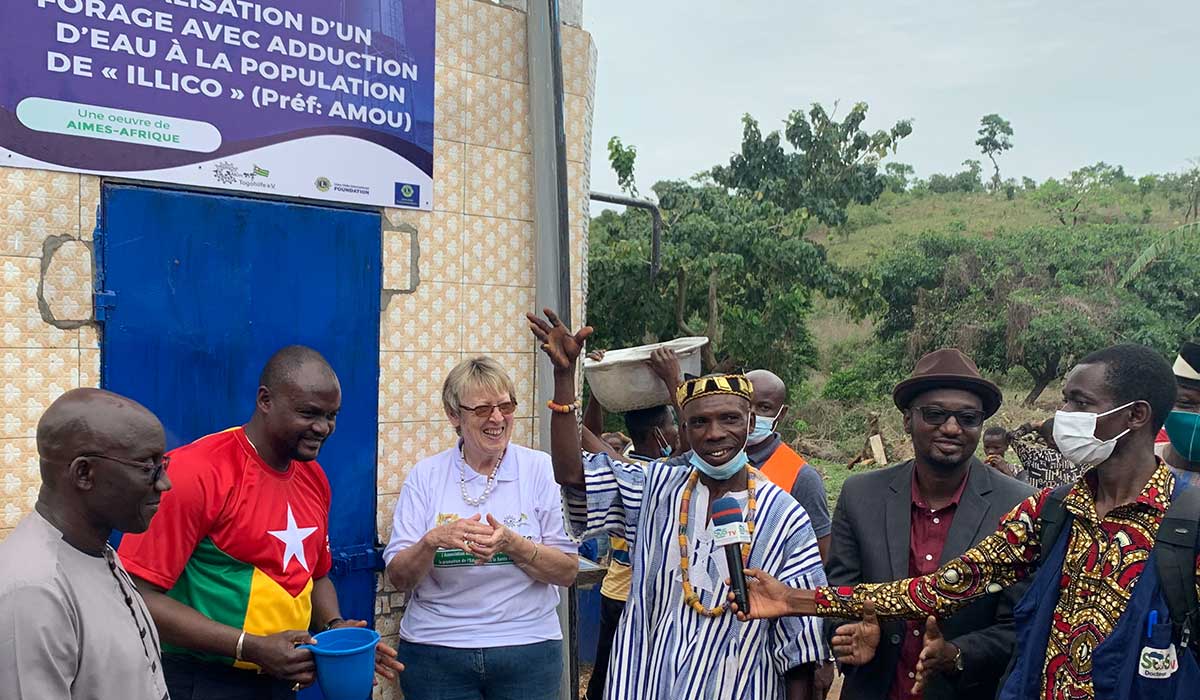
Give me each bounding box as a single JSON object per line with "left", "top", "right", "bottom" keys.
{"left": 268, "top": 504, "right": 318, "bottom": 572}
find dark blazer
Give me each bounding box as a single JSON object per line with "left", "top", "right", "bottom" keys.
{"left": 825, "top": 458, "right": 1036, "bottom": 700}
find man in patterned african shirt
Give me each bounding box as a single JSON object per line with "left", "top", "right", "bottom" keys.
{"left": 738, "top": 344, "right": 1200, "bottom": 700}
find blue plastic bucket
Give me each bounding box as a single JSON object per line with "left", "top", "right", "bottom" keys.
{"left": 300, "top": 627, "right": 379, "bottom": 700}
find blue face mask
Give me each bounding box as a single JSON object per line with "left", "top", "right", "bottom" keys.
{"left": 655, "top": 428, "right": 673, "bottom": 458}
{"left": 747, "top": 411, "right": 780, "bottom": 445}
{"left": 1165, "top": 409, "right": 1200, "bottom": 462}
{"left": 689, "top": 448, "right": 750, "bottom": 480}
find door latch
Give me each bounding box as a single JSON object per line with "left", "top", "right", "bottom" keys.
{"left": 331, "top": 544, "right": 384, "bottom": 576}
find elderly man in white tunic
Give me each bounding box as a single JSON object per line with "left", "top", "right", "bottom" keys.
{"left": 528, "top": 310, "right": 828, "bottom": 700}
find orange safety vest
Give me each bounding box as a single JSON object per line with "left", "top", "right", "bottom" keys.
{"left": 759, "top": 442, "right": 808, "bottom": 492}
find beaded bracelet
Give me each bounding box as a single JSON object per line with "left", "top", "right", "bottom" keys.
{"left": 546, "top": 399, "right": 580, "bottom": 414}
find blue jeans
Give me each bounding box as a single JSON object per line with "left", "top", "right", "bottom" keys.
{"left": 397, "top": 639, "right": 562, "bottom": 700}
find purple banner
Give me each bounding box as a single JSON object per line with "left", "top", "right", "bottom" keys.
{"left": 1, "top": 0, "right": 436, "bottom": 209}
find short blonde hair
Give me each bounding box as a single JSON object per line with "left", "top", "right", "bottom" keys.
{"left": 442, "top": 356, "right": 518, "bottom": 418}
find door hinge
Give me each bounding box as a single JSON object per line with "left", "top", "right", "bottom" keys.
{"left": 93, "top": 291, "right": 117, "bottom": 322}
{"left": 331, "top": 544, "right": 384, "bottom": 576}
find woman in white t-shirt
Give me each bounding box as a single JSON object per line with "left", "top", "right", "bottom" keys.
{"left": 383, "top": 356, "right": 579, "bottom": 700}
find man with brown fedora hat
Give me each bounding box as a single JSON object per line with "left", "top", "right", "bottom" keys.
{"left": 812, "top": 348, "right": 1034, "bottom": 700}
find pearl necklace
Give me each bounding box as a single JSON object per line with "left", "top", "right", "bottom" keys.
{"left": 678, "top": 467, "right": 758, "bottom": 617}
{"left": 459, "top": 446, "right": 505, "bottom": 506}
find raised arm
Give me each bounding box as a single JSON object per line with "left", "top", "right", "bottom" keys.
{"left": 582, "top": 349, "right": 607, "bottom": 437}
{"left": 527, "top": 308, "right": 592, "bottom": 489}
{"left": 647, "top": 347, "right": 688, "bottom": 452}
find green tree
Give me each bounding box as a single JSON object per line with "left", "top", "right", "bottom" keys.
{"left": 711, "top": 102, "right": 913, "bottom": 226}
{"left": 883, "top": 162, "right": 915, "bottom": 193}
{"left": 607, "top": 136, "right": 639, "bottom": 196}
{"left": 921, "top": 161, "right": 984, "bottom": 194}
{"left": 855, "top": 226, "right": 1198, "bottom": 405}
{"left": 1138, "top": 174, "right": 1159, "bottom": 199}
{"left": 1031, "top": 162, "right": 1128, "bottom": 226}
{"left": 1157, "top": 163, "right": 1200, "bottom": 221}
{"left": 590, "top": 102, "right": 911, "bottom": 398}
{"left": 975, "top": 114, "right": 1014, "bottom": 192}
{"left": 587, "top": 180, "right": 839, "bottom": 393}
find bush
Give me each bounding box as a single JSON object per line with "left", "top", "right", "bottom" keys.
{"left": 821, "top": 341, "right": 906, "bottom": 402}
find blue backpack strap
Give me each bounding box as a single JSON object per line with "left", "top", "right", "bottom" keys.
{"left": 998, "top": 483, "right": 1075, "bottom": 691}
{"left": 1155, "top": 485, "right": 1200, "bottom": 651}
{"left": 1036, "top": 483, "right": 1075, "bottom": 566}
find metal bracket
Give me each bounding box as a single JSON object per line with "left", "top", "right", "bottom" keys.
{"left": 331, "top": 544, "right": 384, "bottom": 576}
{"left": 93, "top": 291, "right": 117, "bottom": 322}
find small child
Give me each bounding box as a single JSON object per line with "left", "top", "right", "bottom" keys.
{"left": 983, "top": 425, "right": 1027, "bottom": 482}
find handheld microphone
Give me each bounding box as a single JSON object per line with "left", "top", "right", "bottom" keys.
{"left": 711, "top": 496, "right": 751, "bottom": 615}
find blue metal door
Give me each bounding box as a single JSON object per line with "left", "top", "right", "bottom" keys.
{"left": 96, "top": 185, "right": 383, "bottom": 651}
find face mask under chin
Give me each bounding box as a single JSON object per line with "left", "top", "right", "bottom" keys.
{"left": 689, "top": 448, "right": 749, "bottom": 480}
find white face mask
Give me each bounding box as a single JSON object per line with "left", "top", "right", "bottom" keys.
{"left": 1052, "top": 401, "right": 1136, "bottom": 467}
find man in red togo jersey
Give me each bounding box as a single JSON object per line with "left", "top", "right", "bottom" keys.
{"left": 119, "top": 346, "right": 403, "bottom": 699}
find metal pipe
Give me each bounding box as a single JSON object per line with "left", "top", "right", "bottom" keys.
{"left": 589, "top": 190, "right": 663, "bottom": 282}
{"left": 527, "top": 3, "right": 576, "bottom": 699}
{"left": 548, "top": 0, "right": 573, "bottom": 322}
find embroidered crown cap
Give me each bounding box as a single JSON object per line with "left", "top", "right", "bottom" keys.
{"left": 676, "top": 373, "right": 753, "bottom": 409}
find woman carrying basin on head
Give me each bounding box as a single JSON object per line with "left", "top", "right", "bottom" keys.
{"left": 382, "top": 356, "right": 578, "bottom": 700}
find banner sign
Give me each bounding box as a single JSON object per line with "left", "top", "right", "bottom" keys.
{"left": 1, "top": 1, "right": 435, "bottom": 209}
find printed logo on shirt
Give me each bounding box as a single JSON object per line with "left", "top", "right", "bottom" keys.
{"left": 434, "top": 548, "right": 516, "bottom": 568}
{"left": 1139, "top": 644, "right": 1179, "bottom": 679}
{"left": 502, "top": 513, "right": 530, "bottom": 530}
{"left": 431, "top": 511, "right": 535, "bottom": 568}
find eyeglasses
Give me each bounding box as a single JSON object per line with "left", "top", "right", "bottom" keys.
{"left": 912, "top": 406, "right": 986, "bottom": 429}
{"left": 459, "top": 401, "right": 518, "bottom": 419}
{"left": 82, "top": 453, "right": 170, "bottom": 483}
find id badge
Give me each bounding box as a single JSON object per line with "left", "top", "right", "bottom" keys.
{"left": 1138, "top": 643, "right": 1179, "bottom": 679}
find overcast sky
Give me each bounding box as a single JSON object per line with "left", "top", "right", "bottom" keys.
{"left": 581, "top": 1, "right": 1200, "bottom": 208}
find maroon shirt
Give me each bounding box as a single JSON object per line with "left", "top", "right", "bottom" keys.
{"left": 888, "top": 472, "right": 969, "bottom": 700}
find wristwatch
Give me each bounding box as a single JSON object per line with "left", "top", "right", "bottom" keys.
{"left": 322, "top": 617, "right": 345, "bottom": 632}
{"left": 951, "top": 645, "right": 965, "bottom": 673}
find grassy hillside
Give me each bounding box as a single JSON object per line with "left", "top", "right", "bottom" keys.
{"left": 797, "top": 185, "right": 1189, "bottom": 504}
{"left": 809, "top": 189, "right": 1181, "bottom": 269}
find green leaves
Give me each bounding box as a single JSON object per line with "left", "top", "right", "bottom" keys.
{"left": 975, "top": 114, "right": 1014, "bottom": 158}
{"left": 607, "top": 136, "right": 639, "bottom": 197}
{"left": 587, "top": 175, "right": 839, "bottom": 395}
{"left": 1119, "top": 222, "right": 1200, "bottom": 288}
{"left": 858, "top": 224, "right": 1200, "bottom": 404}
{"left": 710, "top": 102, "right": 914, "bottom": 227}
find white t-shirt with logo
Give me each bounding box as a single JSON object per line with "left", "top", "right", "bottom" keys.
{"left": 383, "top": 443, "right": 577, "bottom": 648}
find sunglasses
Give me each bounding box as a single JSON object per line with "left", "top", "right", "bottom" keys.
{"left": 912, "top": 406, "right": 986, "bottom": 429}
{"left": 459, "top": 401, "right": 518, "bottom": 419}
{"left": 82, "top": 453, "right": 171, "bottom": 483}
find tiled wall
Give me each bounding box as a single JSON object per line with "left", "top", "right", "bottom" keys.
{"left": 0, "top": 2, "right": 595, "bottom": 694}
{"left": 0, "top": 171, "right": 102, "bottom": 534}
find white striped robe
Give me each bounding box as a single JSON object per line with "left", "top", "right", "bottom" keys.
{"left": 564, "top": 452, "right": 829, "bottom": 699}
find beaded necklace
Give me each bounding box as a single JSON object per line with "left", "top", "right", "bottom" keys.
{"left": 459, "top": 445, "right": 505, "bottom": 506}
{"left": 678, "top": 467, "right": 757, "bottom": 617}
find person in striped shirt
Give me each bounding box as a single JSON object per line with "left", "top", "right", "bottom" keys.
{"left": 529, "top": 310, "right": 829, "bottom": 699}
